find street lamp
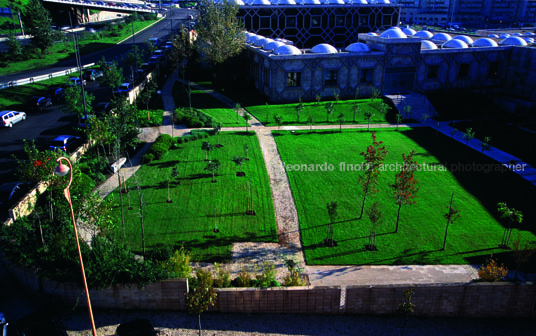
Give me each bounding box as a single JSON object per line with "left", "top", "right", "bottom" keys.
{"left": 54, "top": 157, "right": 97, "bottom": 336}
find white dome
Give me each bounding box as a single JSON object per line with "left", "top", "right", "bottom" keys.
{"left": 311, "top": 43, "right": 338, "bottom": 53}
{"left": 499, "top": 36, "right": 528, "bottom": 46}
{"left": 294, "top": 0, "right": 304, "bottom": 3}
{"left": 246, "top": 34, "right": 260, "bottom": 44}
{"left": 431, "top": 33, "right": 452, "bottom": 42}
{"left": 524, "top": 37, "right": 534, "bottom": 44}
{"left": 472, "top": 38, "right": 498, "bottom": 47}
{"left": 380, "top": 27, "right": 407, "bottom": 39}
{"left": 376, "top": 0, "right": 390, "bottom": 3}
{"left": 260, "top": 38, "right": 274, "bottom": 49}
{"left": 453, "top": 35, "right": 473, "bottom": 45}
{"left": 442, "top": 39, "right": 468, "bottom": 49}
{"left": 488, "top": 34, "right": 499, "bottom": 38}
{"left": 499, "top": 33, "right": 510, "bottom": 38}
{"left": 402, "top": 28, "right": 416, "bottom": 36}
{"left": 303, "top": 0, "right": 321, "bottom": 3}
{"left": 524, "top": 32, "right": 535, "bottom": 36}
{"left": 275, "top": 37, "right": 293, "bottom": 45}
{"left": 229, "top": 0, "right": 245, "bottom": 4}
{"left": 264, "top": 40, "right": 284, "bottom": 51}
{"left": 421, "top": 40, "right": 438, "bottom": 50}
{"left": 512, "top": 33, "right": 522, "bottom": 37}
{"left": 250, "top": 0, "right": 271, "bottom": 4}
{"left": 278, "top": 0, "right": 296, "bottom": 3}
{"left": 345, "top": 42, "right": 371, "bottom": 52}
{"left": 414, "top": 30, "right": 433, "bottom": 38}
{"left": 324, "top": 0, "right": 345, "bottom": 3}
{"left": 352, "top": 0, "right": 368, "bottom": 3}
{"left": 254, "top": 37, "right": 267, "bottom": 47}
{"left": 366, "top": 32, "right": 377, "bottom": 36}
{"left": 274, "top": 45, "right": 302, "bottom": 55}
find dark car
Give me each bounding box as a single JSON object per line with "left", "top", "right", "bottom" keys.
{"left": 46, "top": 87, "right": 65, "bottom": 102}
{"left": 82, "top": 69, "right": 104, "bottom": 81}
{"left": 115, "top": 319, "right": 156, "bottom": 336}
{"left": 12, "top": 309, "right": 68, "bottom": 336}
{"left": 28, "top": 96, "right": 52, "bottom": 112}
{"left": 94, "top": 102, "right": 112, "bottom": 116}
{"left": 0, "top": 182, "right": 29, "bottom": 208}
{"left": 49, "top": 135, "right": 80, "bottom": 152}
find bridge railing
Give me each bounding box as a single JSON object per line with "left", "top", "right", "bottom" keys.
{"left": 0, "top": 63, "right": 96, "bottom": 90}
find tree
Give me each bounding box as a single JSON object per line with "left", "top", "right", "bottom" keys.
{"left": 363, "top": 109, "right": 374, "bottom": 131}
{"left": 420, "top": 113, "right": 430, "bottom": 125}
{"left": 170, "top": 25, "right": 195, "bottom": 83}
{"left": 497, "top": 202, "right": 523, "bottom": 248}
{"left": 232, "top": 156, "right": 246, "bottom": 176}
{"left": 462, "top": 127, "right": 475, "bottom": 145}
{"left": 100, "top": 58, "right": 124, "bottom": 96}
{"left": 201, "top": 141, "right": 214, "bottom": 161}
{"left": 274, "top": 115, "right": 283, "bottom": 131}
{"left": 125, "top": 45, "right": 142, "bottom": 83}
{"left": 442, "top": 192, "right": 460, "bottom": 250}
{"left": 243, "top": 143, "right": 249, "bottom": 160}
{"left": 324, "top": 102, "right": 334, "bottom": 122}
{"left": 403, "top": 105, "right": 412, "bottom": 119}
{"left": 480, "top": 136, "right": 491, "bottom": 158}
{"left": 196, "top": 0, "right": 245, "bottom": 65}
{"left": 186, "top": 268, "right": 217, "bottom": 336}
{"left": 395, "top": 113, "right": 403, "bottom": 131}
{"left": 337, "top": 112, "right": 344, "bottom": 132}
{"left": 352, "top": 102, "right": 361, "bottom": 123}
{"left": 511, "top": 234, "right": 536, "bottom": 281}
{"left": 167, "top": 166, "right": 179, "bottom": 203}
{"left": 234, "top": 103, "right": 241, "bottom": 124}
{"left": 398, "top": 289, "right": 416, "bottom": 336}
{"left": 145, "top": 40, "right": 157, "bottom": 58}
{"left": 140, "top": 79, "right": 158, "bottom": 114}
{"left": 391, "top": 151, "right": 420, "bottom": 233}
{"left": 378, "top": 101, "right": 390, "bottom": 116}
{"left": 6, "top": 32, "right": 24, "bottom": 61}
{"left": 366, "top": 202, "right": 383, "bottom": 251}
{"left": 325, "top": 201, "right": 338, "bottom": 247}
{"left": 23, "top": 0, "right": 54, "bottom": 53}
{"left": 63, "top": 85, "right": 94, "bottom": 125}
{"left": 295, "top": 101, "right": 304, "bottom": 123}
{"left": 307, "top": 115, "right": 314, "bottom": 133}
{"left": 85, "top": 115, "right": 114, "bottom": 158}
{"left": 315, "top": 94, "right": 321, "bottom": 105}
{"left": 213, "top": 122, "right": 222, "bottom": 146}
{"left": 358, "top": 132, "right": 388, "bottom": 219}
{"left": 243, "top": 112, "right": 252, "bottom": 133}
{"left": 205, "top": 160, "right": 221, "bottom": 183}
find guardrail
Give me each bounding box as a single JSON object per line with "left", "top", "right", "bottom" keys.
{"left": 0, "top": 63, "right": 96, "bottom": 90}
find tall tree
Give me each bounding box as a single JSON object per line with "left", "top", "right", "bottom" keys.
{"left": 186, "top": 268, "right": 217, "bottom": 336}
{"left": 213, "top": 122, "right": 222, "bottom": 146}
{"left": 23, "top": 0, "right": 54, "bottom": 52}
{"left": 442, "top": 192, "right": 460, "bottom": 250}
{"left": 201, "top": 141, "right": 214, "bottom": 161}
{"left": 358, "top": 131, "right": 388, "bottom": 219}
{"left": 363, "top": 109, "right": 374, "bottom": 131}
{"left": 497, "top": 202, "right": 523, "bottom": 248}
{"left": 6, "top": 32, "right": 24, "bottom": 61}
{"left": 274, "top": 115, "right": 283, "bottom": 131}
{"left": 391, "top": 150, "right": 420, "bottom": 233}
{"left": 366, "top": 202, "right": 383, "bottom": 251}
{"left": 325, "top": 201, "right": 338, "bottom": 247}
{"left": 100, "top": 58, "right": 124, "bottom": 96}
{"left": 196, "top": 0, "right": 245, "bottom": 65}
{"left": 205, "top": 160, "right": 221, "bottom": 183}
{"left": 170, "top": 25, "right": 196, "bottom": 82}
{"left": 325, "top": 102, "right": 334, "bottom": 122}
{"left": 125, "top": 45, "right": 142, "bottom": 83}
{"left": 63, "top": 85, "right": 94, "bottom": 124}
{"left": 234, "top": 103, "right": 241, "bottom": 124}
{"left": 243, "top": 112, "right": 252, "bottom": 133}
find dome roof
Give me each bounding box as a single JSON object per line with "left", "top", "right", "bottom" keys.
{"left": 253, "top": 37, "right": 267, "bottom": 47}
{"left": 488, "top": 34, "right": 499, "bottom": 38}
{"left": 512, "top": 33, "right": 522, "bottom": 37}
{"left": 402, "top": 28, "right": 416, "bottom": 36}
{"left": 431, "top": 33, "right": 452, "bottom": 42}
{"left": 472, "top": 38, "right": 498, "bottom": 47}
{"left": 421, "top": 40, "right": 438, "bottom": 50}
{"left": 294, "top": 0, "right": 304, "bottom": 3}
{"left": 375, "top": 0, "right": 390, "bottom": 3}
{"left": 250, "top": 0, "right": 271, "bottom": 4}
{"left": 246, "top": 34, "right": 260, "bottom": 44}
{"left": 345, "top": 42, "right": 371, "bottom": 52}
{"left": 278, "top": 0, "right": 296, "bottom": 3}
{"left": 303, "top": 0, "right": 321, "bottom": 3}
{"left": 366, "top": 32, "right": 377, "bottom": 36}
{"left": 324, "top": 0, "right": 345, "bottom": 3}
{"left": 499, "top": 33, "right": 510, "bottom": 38}
{"left": 524, "top": 37, "right": 534, "bottom": 44}
{"left": 499, "top": 36, "right": 528, "bottom": 46}
{"left": 441, "top": 39, "right": 468, "bottom": 49}
{"left": 453, "top": 35, "right": 473, "bottom": 45}
{"left": 311, "top": 43, "right": 338, "bottom": 53}
{"left": 351, "top": 0, "right": 368, "bottom": 3}
{"left": 260, "top": 38, "right": 274, "bottom": 49}
{"left": 380, "top": 27, "right": 407, "bottom": 39}
{"left": 229, "top": 0, "right": 245, "bottom": 4}
{"left": 264, "top": 40, "right": 285, "bottom": 51}
{"left": 414, "top": 30, "right": 433, "bottom": 38}
{"left": 274, "top": 45, "right": 302, "bottom": 55}
{"left": 524, "top": 32, "right": 535, "bottom": 36}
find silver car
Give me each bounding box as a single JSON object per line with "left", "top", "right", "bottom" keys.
{"left": 0, "top": 110, "right": 26, "bottom": 128}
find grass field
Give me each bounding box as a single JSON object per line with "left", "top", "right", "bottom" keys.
{"left": 274, "top": 128, "right": 536, "bottom": 268}
{"left": 202, "top": 108, "right": 251, "bottom": 127}
{"left": 106, "top": 132, "right": 278, "bottom": 262}
{"left": 0, "top": 74, "right": 71, "bottom": 110}
{"left": 246, "top": 99, "right": 393, "bottom": 127}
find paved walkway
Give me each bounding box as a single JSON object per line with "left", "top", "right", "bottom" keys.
{"left": 95, "top": 76, "right": 536, "bottom": 287}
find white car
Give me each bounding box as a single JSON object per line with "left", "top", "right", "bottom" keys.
{"left": 68, "top": 77, "right": 87, "bottom": 87}
{"left": 0, "top": 110, "right": 26, "bottom": 128}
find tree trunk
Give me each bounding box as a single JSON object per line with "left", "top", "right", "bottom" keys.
{"left": 138, "top": 189, "right": 145, "bottom": 258}
{"left": 442, "top": 192, "right": 454, "bottom": 250}
{"left": 118, "top": 172, "right": 125, "bottom": 238}
{"left": 367, "top": 119, "right": 370, "bottom": 131}
{"left": 359, "top": 178, "right": 370, "bottom": 219}
{"left": 198, "top": 314, "right": 202, "bottom": 336}
{"left": 395, "top": 203, "right": 402, "bottom": 233}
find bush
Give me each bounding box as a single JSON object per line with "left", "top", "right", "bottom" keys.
{"left": 256, "top": 261, "right": 277, "bottom": 288}
{"left": 162, "top": 248, "right": 193, "bottom": 279}
{"left": 478, "top": 257, "right": 508, "bottom": 282}
{"left": 177, "top": 137, "right": 184, "bottom": 144}
{"left": 143, "top": 153, "right": 155, "bottom": 163}
{"left": 213, "top": 263, "right": 231, "bottom": 288}
{"left": 146, "top": 134, "right": 174, "bottom": 160}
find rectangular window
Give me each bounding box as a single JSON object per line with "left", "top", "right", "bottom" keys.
{"left": 286, "top": 17, "right": 297, "bottom": 28}
{"left": 324, "top": 70, "right": 338, "bottom": 86}
{"left": 458, "top": 63, "right": 470, "bottom": 78}
{"left": 335, "top": 15, "right": 345, "bottom": 27}
{"left": 311, "top": 16, "right": 321, "bottom": 27}
{"left": 488, "top": 62, "right": 500, "bottom": 78}
{"left": 287, "top": 72, "right": 301, "bottom": 87}
{"left": 360, "top": 68, "right": 373, "bottom": 84}
{"left": 427, "top": 65, "right": 440, "bottom": 79}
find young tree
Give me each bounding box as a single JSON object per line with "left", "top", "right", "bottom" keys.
{"left": 307, "top": 115, "right": 314, "bottom": 133}
{"left": 391, "top": 151, "right": 420, "bottom": 233}
{"left": 462, "top": 127, "right": 475, "bottom": 145}
{"left": 480, "top": 136, "right": 491, "bottom": 158}
{"left": 366, "top": 202, "right": 383, "bottom": 251}
{"left": 337, "top": 112, "right": 344, "bottom": 132}
{"left": 205, "top": 160, "right": 221, "bottom": 183}
{"left": 363, "top": 109, "right": 374, "bottom": 132}
{"left": 497, "top": 202, "right": 523, "bottom": 248}
{"left": 63, "top": 85, "right": 95, "bottom": 125}
{"left": 378, "top": 101, "right": 390, "bottom": 116}
{"left": 213, "top": 122, "right": 222, "bottom": 146}
{"left": 315, "top": 94, "right": 321, "bottom": 105}
{"left": 395, "top": 113, "right": 403, "bottom": 131}
{"left": 234, "top": 103, "right": 241, "bottom": 124}
{"left": 170, "top": 25, "right": 195, "bottom": 83}
{"left": 295, "top": 101, "right": 304, "bottom": 123}
{"left": 167, "top": 166, "right": 179, "bottom": 203}
{"left": 324, "top": 102, "right": 334, "bottom": 122}
{"left": 333, "top": 89, "right": 340, "bottom": 104}
{"left": 201, "top": 141, "right": 214, "bottom": 161}
{"left": 125, "top": 45, "right": 142, "bottom": 83}
{"left": 140, "top": 79, "right": 158, "bottom": 115}
{"left": 232, "top": 156, "right": 246, "bottom": 176}
{"left": 243, "top": 143, "right": 249, "bottom": 160}
{"left": 358, "top": 132, "right": 388, "bottom": 219}
{"left": 134, "top": 172, "right": 146, "bottom": 257}
{"left": 403, "top": 105, "right": 412, "bottom": 119}
{"left": 243, "top": 112, "right": 252, "bottom": 133}
{"left": 186, "top": 268, "right": 217, "bottom": 336}
{"left": 274, "top": 115, "right": 283, "bottom": 131}
{"left": 442, "top": 192, "right": 461, "bottom": 250}
{"left": 325, "top": 201, "right": 338, "bottom": 247}
{"left": 398, "top": 289, "right": 416, "bottom": 336}
{"left": 6, "top": 32, "right": 24, "bottom": 61}
{"left": 511, "top": 234, "right": 536, "bottom": 281}
{"left": 145, "top": 40, "right": 157, "bottom": 58}
{"left": 420, "top": 113, "right": 430, "bottom": 125}
{"left": 23, "top": 0, "right": 54, "bottom": 53}
{"left": 352, "top": 102, "right": 361, "bottom": 123}
{"left": 100, "top": 58, "right": 124, "bottom": 96}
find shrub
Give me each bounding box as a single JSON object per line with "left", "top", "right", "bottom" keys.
{"left": 478, "top": 257, "right": 508, "bottom": 282}
{"left": 150, "top": 143, "right": 167, "bottom": 160}
{"left": 143, "top": 153, "right": 155, "bottom": 163}
{"left": 257, "top": 261, "right": 277, "bottom": 288}
{"left": 162, "top": 248, "right": 193, "bottom": 279}
{"left": 213, "top": 262, "right": 231, "bottom": 288}
{"left": 232, "top": 266, "right": 253, "bottom": 287}
{"left": 177, "top": 137, "right": 184, "bottom": 144}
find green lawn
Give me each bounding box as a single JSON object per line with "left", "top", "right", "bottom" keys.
{"left": 0, "top": 75, "right": 71, "bottom": 110}
{"left": 246, "top": 99, "right": 393, "bottom": 126}
{"left": 107, "top": 132, "right": 278, "bottom": 262}
{"left": 201, "top": 108, "right": 251, "bottom": 127}
{"left": 274, "top": 128, "right": 536, "bottom": 268}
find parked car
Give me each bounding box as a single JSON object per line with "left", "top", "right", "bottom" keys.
{"left": 147, "top": 37, "right": 160, "bottom": 47}
{"left": 82, "top": 69, "right": 104, "bottom": 81}
{"left": 115, "top": 319, "right": 156, "bottom": 336}
{"left": 152, "top": 50, "right": 164, "bottom": 59}
{"left": 94, "top": 102, "right": 112, "bottom": 116}
{"left": 0, "top": 182, "right": 29, "bottom": 209}
{"left": 46, "top": 87, "right": 65, "bottom": 102}
{"left": 49, "top": 135, "right": 80, "bottom": 152}
{"left": 115, "top": 83, "right": 132, "bottom": 96}
{"left": 77, "top": 114, "right": 95, "bottom": 128}
{"left": 187, "top": 14, "right": 194, "bottom": 20}
{"left": 67, "top": 77, "right": 86, "bottom": 87}
{"left": 148, "top": 56, "right": 159, "bottom": 64}
{"left": 12, "top": 309, "right": 68, "bottom": 336}
{"left": 28, "top": 96, "right": 52, "bottom": 111}
{"left": 0, "top": 110, "right": 26, "bottom": 128}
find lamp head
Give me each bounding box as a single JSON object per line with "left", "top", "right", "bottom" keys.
{"left": 54, "top": 163, "right": 70, "bottom": 177}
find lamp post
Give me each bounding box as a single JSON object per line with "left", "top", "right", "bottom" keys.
{"left": 54, "top": 157, "right": 97, "bottom": 336}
